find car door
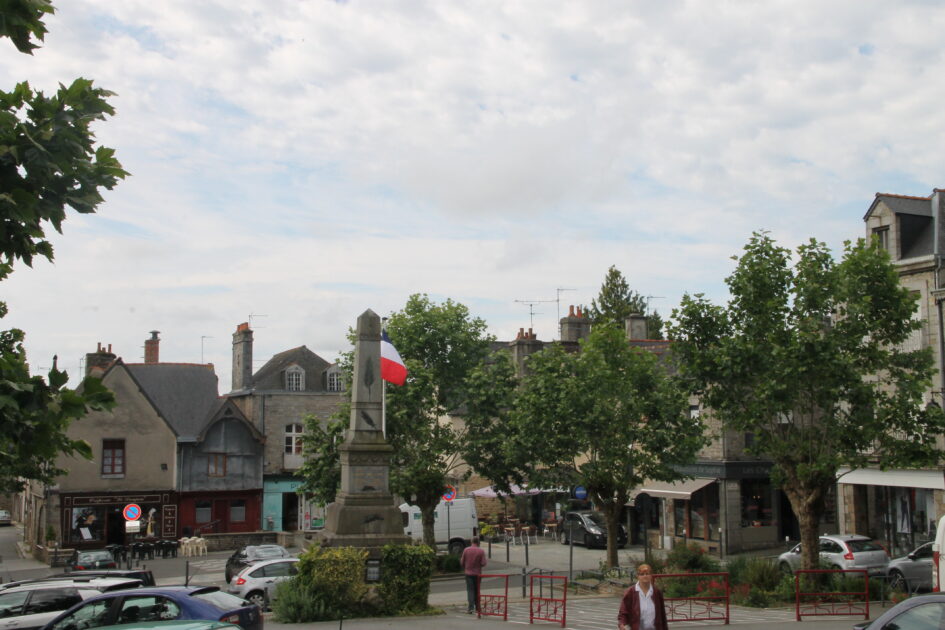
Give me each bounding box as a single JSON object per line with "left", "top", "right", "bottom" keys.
{"left": 19, "top": 588, "right": 83, "bottom": 629}
{"left": 45, "top": 597, "right": 117, "bottom": 630}
{"left": 114, "top": 594, "right": 182, "bottom": 624}
{"left": 0, "top": 590, "right": 30, "bottom": 630}
{"left": 818, "top": 538, "right": 844, "bottom": 567}
{"left": 905, "top": 543, "right": 934, "bottom": 589}
{"left": 262, "top": 561, "right": 298, "bottom": 600}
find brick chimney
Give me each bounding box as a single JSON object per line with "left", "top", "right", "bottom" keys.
{"left": 626, "top": 314, "right": 648, "bottom": 340}
{"left": 510, "top": 327, "right": 544, "bottom": 377}
{"left": 144, "top": 330, "right": 160, "bottom": 364}
{"left": 232, "top": 322, "right": 254, "bottom": 391}
{"left": 85, "top": 342, "right": 116, "bottom": 377}
{"left": 560, "top": 305, "right": 591, "bottom": 342}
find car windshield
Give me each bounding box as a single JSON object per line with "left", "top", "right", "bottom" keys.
{"left": 79, "top": 551, "right": 113, "bottom": 562}
{"left": 251, "top": 546, "right": 287, "bottom": 559}
{"left": 846, "top": 539, "right": 884, "bottom": 552}
{"left": 584, "top": 513, "right": 607, "bottom": 527}
{"left": 192, "top": 590, "right": 248, "bottom": 609}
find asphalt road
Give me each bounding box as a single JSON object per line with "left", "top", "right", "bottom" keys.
{"left": 0, "top": 525, "right": 891, "bottom": 630}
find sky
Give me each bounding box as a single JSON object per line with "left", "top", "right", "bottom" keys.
{"left": 1, "top": 0, "right": 944, "bottom": 393}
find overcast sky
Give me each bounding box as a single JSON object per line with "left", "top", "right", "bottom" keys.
{"left": 2, "top": 1, "right": 944, "bottom": 392}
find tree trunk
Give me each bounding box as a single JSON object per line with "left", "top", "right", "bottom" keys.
{"left": 419, "top": 501, "right": 437, "bottom": 547}
{"left": 782, "top": 478, "right": 826, "bottom": 571}
{"left": 601, "top": 500, "right": 622, "bottom": 568}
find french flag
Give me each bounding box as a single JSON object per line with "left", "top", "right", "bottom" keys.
{"left": 381, "top": 330, "right": 408, "bottom": 386}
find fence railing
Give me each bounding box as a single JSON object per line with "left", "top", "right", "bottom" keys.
{"left": 794, "top": 569, "right": 870, "bottom": 621}
{"left": 655, "top": 571, "right": 730, "bottom": 625}
{"left": 529, "top": 574, "right": 567, "bottom": 628}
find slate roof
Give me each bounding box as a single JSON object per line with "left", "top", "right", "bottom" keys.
{"left": 252, "top": 345, "right": 331, "bottom": 390}
{"left": 125, "top": 363, "right": 219, "bottom": 439}
{"left": 865, "top": 192, "right": 931, "bottom": 220}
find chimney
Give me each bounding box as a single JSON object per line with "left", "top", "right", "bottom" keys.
{"left": 626, "top": 313, "right": 648, "bottom": 340}
{"left": 86, "top": 342, "right": 116, "bottom": 378}
{"left": 232, "top": 322, "right": 254, "bottom": 391}
{"left": 144, "top": 330, "right": 160, "bottom": 364}
{"left": 560, "top": 304, "right": 591, "bottom": 342}
{"left": 510, "top": 326, "right": 544, "bottom": 377}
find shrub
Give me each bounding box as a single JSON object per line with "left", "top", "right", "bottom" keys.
{"left": 435, "top": 552, "right": 461, "bottom": 574}
{"left": 272, "top": 544, "right": 367, "bottom": 622}
{"left": 744, "top": 587, "right": 771, "bottom": 608}
{"left": 378, "top": 544, "right": 436, "bottom": 615}
{"left": 665, "top": 543, "right": 720, "bottom": 573}
{"left": 742, "top": 557, "right": 781, "bottom": 592}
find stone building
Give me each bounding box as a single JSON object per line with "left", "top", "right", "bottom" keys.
{"left": 226, "top": 323, "right": 345, "bottom": 532}
{"left": 837, "top": 188, "right": 945, "bottom": 555}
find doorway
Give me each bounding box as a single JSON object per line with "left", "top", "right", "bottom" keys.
{"left": 106, "top": 508, "right": 124, "bottom": 545}
{"left": 283, "top": 493, "right": 298, "bottom": 531}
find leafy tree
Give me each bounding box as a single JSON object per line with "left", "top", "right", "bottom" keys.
{"left": 668, "top": 232, "right": 945, "bottom": 571}
{"left": 513, "top": 323, "right": 707, "bottom": 567}
{"left": 0, "top": 0, "right": 125, "bottom": 492}
{"left": 296, "top": 410, "right": 345, "bottom": 506}
{"left": 384, "top": 294, "right": 494, "bottom": 546}
{"left": 587, "top": 265, "right": 664, "bottom": 339}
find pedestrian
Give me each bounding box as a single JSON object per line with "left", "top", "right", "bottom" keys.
{"left": 460, "top": 536, "right": 487, "bottom": 614}
{"left": 617, "top": 563, "right": 668, "bottom": 630}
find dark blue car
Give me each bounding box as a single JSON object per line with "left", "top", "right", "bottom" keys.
{"left": 40, "top": 586, "right": 262, "bottom": 630}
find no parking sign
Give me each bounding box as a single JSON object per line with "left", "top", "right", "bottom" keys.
{"left": 442, "top": 485, "right": 456, "bottom": 502}
{"left": 122, "top": 504, "right": 142, "bottom": 521}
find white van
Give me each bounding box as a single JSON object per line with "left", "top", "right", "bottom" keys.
{"left": 933, "top": 514, "right": 945, "bottom": 591}
{"left": 399, "top": 498, "right": 477, "bottom": 555}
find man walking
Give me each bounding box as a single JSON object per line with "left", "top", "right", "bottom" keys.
{"left": 460, "top": 537, "right": 487, "bottom": 614}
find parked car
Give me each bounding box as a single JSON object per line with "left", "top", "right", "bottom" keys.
{"left": 0, "top": 577, "right": 140, "bottom": 630}
{"left": 0, "top": 508, "right": 11, "bottom": 526}
{"left": 94, "top": 623, "right": 241, "bottom": 630}
{"left": 224, "top": 544, "right": 290, "bottom": 583}
{"left": 853, "top": 592, "right": 945, "bottom": 630}
{"left": 67, "top": 550, "right": 117, "bottom": 571}
{"left": 226, "top": 557, "right": 299, "bottom": 609}
{"left": 559, "top": 511, "right": 628, "bottom": 549}
{"left": 777, "top": 534, "right": 889, "bottom": 575}
{"left": 886, "top": 541, "right": 934, "bottom": 592}
{"left": 40, "top": 586, "right": 263, "bottom": 630}
{"left": 57, "top": 569, "right": 156, "bottom": 587}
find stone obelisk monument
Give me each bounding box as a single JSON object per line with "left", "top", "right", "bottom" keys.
{"left": 320, "top": 309, "right": 410, "bottom": 553}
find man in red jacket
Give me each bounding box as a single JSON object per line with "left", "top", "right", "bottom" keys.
{"left": 460, "top": 537, "right": 487, "bottom": 614}
{"left": 617, "top": 563, "right": 668, "bottom": 630}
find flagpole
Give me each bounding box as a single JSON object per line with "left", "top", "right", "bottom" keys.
{"left": 381, "top": 317, "right": 387, "bottom": 438}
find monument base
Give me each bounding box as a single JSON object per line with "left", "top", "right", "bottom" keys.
{"left": 318, "top": 497, "right": 411, "bottom": 555}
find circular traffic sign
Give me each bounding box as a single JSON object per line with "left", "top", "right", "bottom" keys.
{"left": 574, "top": 486, "right": 588, "bottom": 500}
{"left": 442, "top": 485, "right": 456, "bottom": 502}
{"left": 122, "top": 503, "right": 142, "bottom": 521}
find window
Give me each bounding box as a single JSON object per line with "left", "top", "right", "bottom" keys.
{"left": 118, "top": 596, "right": 180, "bottom": 623}
{"left": 674, "top": 500, "right": 687, "bottom": 536}
{"left": 230, "top": 499, "right": 246, "bottom": 522}
{"left": 25, "top": 588, "right": 81, "bottom": 614}
{"left": 284, "top": 423, "right": 304, "bottom": 454}
{"left": 208, "top": 454, "right": 226, "bottom": 477}
{"left": 195, "top": 500, "right": 211, "bottom": 523}
{"left": 689, "top": 491, "right": 706, "bottom": 539}
{"left": 872, "top": 226, "right": 890, "bottom": 251}
{"left": 884, "top": 603, "right": 945, "bottom": 630}
{"left": 327, "top": 369, "right": 344, "bottom": 392}
{"left": 285, "top": 365, "right": 304, "bottom": 391}
{"left": 102, "top": 439, "right": 125, "bottom": 476}
{"left": 48, "top": 600, "right": 112, "bottom": 630}
{"left": 689, "top": 405, "right": 700, "bottom": 419}
{"left": 741, "top": 479, "right": 773, "bottom": 527}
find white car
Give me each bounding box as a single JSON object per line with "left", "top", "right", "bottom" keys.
{"left": 225, "top": 557, "right": 299, "bottom": 610}
{"left": 0, "top": 577, "right": 140, "bottom": 629}
{"left": 0, "top": 509, "right": 11, "bottom": 526}
{"left": 778, "top": 534, "right": 889, "bottom": 575}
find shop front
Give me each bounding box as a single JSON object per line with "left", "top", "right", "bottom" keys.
{"left": 178, "top": 489, "right": 261, "bottom": 536}
{"left": 60, "top": 491, "right": 178, "bottom": 549}
{"left": 262, "top": 477, "right": 324, "bottom": 531}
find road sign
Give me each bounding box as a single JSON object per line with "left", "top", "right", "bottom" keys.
{"left": 574, "top": 486, "right": 588, "bottom": 500}
{"left": 122, "top": 504, "right": 142, "bottom": 521}
{"left": 442, "top": 485, "right": 456, "bottom": 502}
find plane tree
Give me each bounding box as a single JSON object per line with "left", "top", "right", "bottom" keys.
{"left": 512, "top": 324, "right": 707, "bottom": 568}
{"left": 668, "top": 232, "right": 945, "bottom": 571}
{"left": 0, "top": 0, "right": 125, "bottom": 492}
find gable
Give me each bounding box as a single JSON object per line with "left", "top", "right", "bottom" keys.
{"left": 253, "top": 346, "right": 332, "bottom": 391}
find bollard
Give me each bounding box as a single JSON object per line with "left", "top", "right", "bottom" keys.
{"left": 506, "top": 537, "right": 510, "bottom": 563}
{"left": 524, "top": 530, "right": 529, "bottom": 566}
{"left": 487, "top": 539, "right": 492, "bottom": 559}
{"left": 522, "top": 567, "right": 527, "bottom": 599}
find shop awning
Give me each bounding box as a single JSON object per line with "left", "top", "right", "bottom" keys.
{"left": 836, "top": 467, "right": 945, "bottom": 490}
{"left": 629, "top": 477, "right": 717, "bottom": 501}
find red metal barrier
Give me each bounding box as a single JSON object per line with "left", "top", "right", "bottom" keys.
{"left": 794, "top": 569, "right": 869, "bottom": 621}
{"left": 655, "top": 571, "right": 730, "bottom": 625}
{"left": 478, "top": 573, "right": 509, "bottom": 621}
{"left": 529, "top": 574, "right": 567, "bottom": 627}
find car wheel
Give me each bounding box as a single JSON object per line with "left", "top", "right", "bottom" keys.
{"left": 247, "top": 590, "right": 267, "bottom": 610}
{"left": 889, "top": 570, "right": 907, "bottom": 592}
{"left": 779, "top": 562, "right": 793, "bottom": 575}
{"left": 448, "top": 540, "right": 465, "bottom": 556}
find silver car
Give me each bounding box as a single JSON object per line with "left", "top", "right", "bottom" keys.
{"left": 0, "top": 577, "right": 140, "bottom": 629}
{"left": 778, "top": 534, "right": 889, "bottom": 575}
{"left": 225, "top": 557, "right": 299, "bottom": 610}
{"left": 886, "top": 542, "right": 934, "bottom": 592}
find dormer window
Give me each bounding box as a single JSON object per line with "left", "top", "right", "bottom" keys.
{"left": 872, "top": 226, "right": 889, "bottom": 251}
{"left": 285, "top": 365, "right": 305, "bottom": 391}
{"left": 327, "top": 366, "right": 344, "bottom": 392}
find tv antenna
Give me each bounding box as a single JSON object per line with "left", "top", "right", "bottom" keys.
{"left": 645, "top": 296, "right": 665, "bottom": 312}
{"left": 514, "top": 298, "right": 556, "bottom": 329}
{"left": 248, "top": 313, "right": 268, "bottom": 328}
{"left": 201, "top": 336, "right": 213, "bottom": 363}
